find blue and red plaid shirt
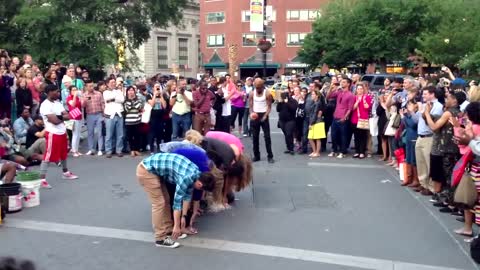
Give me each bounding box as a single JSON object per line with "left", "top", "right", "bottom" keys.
{"left": 142, "top": 153, "right": 200, "bottom": 210}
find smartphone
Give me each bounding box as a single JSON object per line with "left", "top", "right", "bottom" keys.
{"left": 441, "top": 66, "right": 448, "bottom": 72}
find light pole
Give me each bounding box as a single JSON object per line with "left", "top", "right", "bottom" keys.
{"left": 262, "top": 0, "right": 267, "bottom": 79}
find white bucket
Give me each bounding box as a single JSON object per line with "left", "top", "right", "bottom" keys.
{"left": 18, "top": 180, "right": 41, "bottom": 208}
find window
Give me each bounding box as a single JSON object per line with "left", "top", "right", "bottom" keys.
{"left": 207, "top": 34, "right": 224, "bottom": 47}
{"left": 206, "top": 12, "right": 225, "bottom": 24}
{"left": 287, "top": 9, "right": 320, "bottom": 21}
{"left": 242, "top": 10, "right": 276, "bottom": 22}
{"left": 178, "top": 38, "right": 188, "bottom": 68}
{"left": 241, "top": 10, "right": 251, "bottom": 22}
{"left": 157, "top": 36, "right": 168, "bottom": 69}
{"left": 287, "top": 10, "right": 299, "bottom": 20}
{"left": 242, "top": 33, "right": 276, "bottom": 47}
{"left": 287, "top": 33, "right": 307, "bottom": 46}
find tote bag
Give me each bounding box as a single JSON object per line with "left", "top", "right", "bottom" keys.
{"left": 141, "top": 103, "right": 152, "bottom": 124}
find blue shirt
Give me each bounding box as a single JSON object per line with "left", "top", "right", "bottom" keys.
{"left": 159, "top": 141, "right": 205, "bottom": 154}
{"left": 142, "top": 153, "right": 200, "bottom": 210}
{"left": 417, "top": 99, "right": 443, "bottom": 136}
{"left": 13, "top": 117, "right": 33, "bottom": 144}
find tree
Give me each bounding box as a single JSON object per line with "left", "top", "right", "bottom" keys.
{"left": 418, "top": 0, "right": 480, "bottom": 68}
{"left": 1, "top": 0, "right": 190, "bottom": 69}
{"left": 0, "top": 0, "right": 25, "bottom": 55}
{"left": 300, "top": 0, "right": 440, "bottom": 72}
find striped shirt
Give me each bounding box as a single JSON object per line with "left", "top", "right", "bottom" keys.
{"left": 123, "top": 99, "right": 142, "bottom": 125}
{"left": 142, "top": 153, "right": 200, "bottom": 210}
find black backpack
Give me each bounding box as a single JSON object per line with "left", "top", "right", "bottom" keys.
{"left": 471, "top": 235, "right": 480, "bottom": 264}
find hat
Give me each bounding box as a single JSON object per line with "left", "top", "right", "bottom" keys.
{"left": 62, "top": 75, "right": 72, "bottom": 84}
{"left": 451, "top": 78, "right": 466, "bottom": 87}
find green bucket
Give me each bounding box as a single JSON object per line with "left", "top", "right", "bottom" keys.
{"left": 16, "top": 171, "right": 41, "bottom": 182}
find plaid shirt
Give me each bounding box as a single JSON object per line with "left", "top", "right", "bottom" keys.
{"left": 142, "top": 153, "right": 200, "bottom": 210}
{"left": 83, "top": 90, "right": 105, "bottom": 115}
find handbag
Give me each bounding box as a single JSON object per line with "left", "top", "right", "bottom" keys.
{"left": 453, "top": 173, "right": 477, "bottom": 208}
{"left": 392, "top": 114, "right": 401, "bottom": 129}
{"left": 141, "top": 103, "right": 152, "bottom": 123}
{"left": 452, "top": 149, "right": 474, "bottom": 187}
{"left": 356, "top": 99, "right": 369, "bottom": 130}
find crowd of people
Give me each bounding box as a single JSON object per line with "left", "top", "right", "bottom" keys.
{"left": 274, "top": 69, "right": 480, "bottom": 242}
{"left": 3, "top": 48, "right": 480, "bottom": 247}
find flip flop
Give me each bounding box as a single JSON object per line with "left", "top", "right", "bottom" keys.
{"left": 454, "top": 229, "right": 473, "bottom": 237}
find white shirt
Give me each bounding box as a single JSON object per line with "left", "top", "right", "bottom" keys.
{"left": 222, "top": 86, "right": 231, "bottom": 116}
{"left": 103, "top": 88, "right": 125, "bottom": 118}
{"left": 40, "top": 99, "right": 67, "bottom": 135}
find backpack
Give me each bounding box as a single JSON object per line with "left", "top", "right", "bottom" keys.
{"left": 471, "top": 235, "right": 480, "bottom": 264}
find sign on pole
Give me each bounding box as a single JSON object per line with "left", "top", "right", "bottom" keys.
{"left": 250, "top": 0, "right": 264, "bottom": 32}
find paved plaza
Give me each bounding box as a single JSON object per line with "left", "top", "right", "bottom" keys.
{"left": 0, "top": 113, "right": 477, "bottom": 270}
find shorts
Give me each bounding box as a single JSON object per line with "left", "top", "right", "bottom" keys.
{"left": 430, "top": 154, "right": 449, "bottom": 185}
{"left": 44, "top": 132, "right": 68, "bottom": 163}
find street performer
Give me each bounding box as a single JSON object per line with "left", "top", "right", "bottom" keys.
{"left": 136, "top": 152, "right": 215, "bottom": 248}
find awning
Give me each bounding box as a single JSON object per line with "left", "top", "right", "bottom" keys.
{"left": 204, "top": 63, "right": 227, "bottom": 68}
{"left": 285, "top": 63, "right": 308, "bottom": 68}
{"left": 239, "top": 62, "right": 281, "bottom": 69}
{"left": 203, "top": 51, "right": 228, "bottom": 69}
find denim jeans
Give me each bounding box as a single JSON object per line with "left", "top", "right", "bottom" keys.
{"left": 172, "top": 112, "right": 191, "bottom": 139}
{"left": 105, "top": 115, "right": 124, "bottom": 154}
{"left": 86, "top": 113, "right": 104, "bottom": 152}
{"left": 242, "top": 107, "right": 250, "bottom": 135}
{"left": 331, "top": 119, "right": 350, "bottom": 154}
{"left": 301, "top": 117, "right": 310, "bottom": 153}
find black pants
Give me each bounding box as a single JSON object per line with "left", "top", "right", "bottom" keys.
{"left": 279, "top": 120, "right": 296, "bottom": 151}
{"left": 251, "top": 113, "right": 273, "bottom": 159}
{"left": 321, "top": 115, "right": 333, "bottom": 151}
{"left": 353, "top": 126, "right": 368, "bottom": 154}
{"left": 230, "top": 106, "right": 245, "bottom": 129}
{"left": 214, "top": 114, "right": 230, "bottom": 133}
{"left": 125, "top": 124, "right": 140, "bottom": 151}
{"left": 149, "top": 118, "right": 164, "bottom": 153}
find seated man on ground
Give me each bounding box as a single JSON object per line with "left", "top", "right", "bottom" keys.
{"left": 136, "top": 152, "right": 215, "bottom": 248}
{"left": 0, "top": 123, "right": 28, "bottom": 166}
{"left": 13, "top": 108, "right": 34, "bottom": 145}
{"left": 21, "top": 115, "right": 46, "bottom": 165}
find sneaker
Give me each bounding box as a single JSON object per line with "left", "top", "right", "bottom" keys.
{"left": 97, "top": 151, "right": 103, "bottom": 156}
{"left": 41, "top": 179, "right": 52, "bottom": 189}
{"left": 328, "top": 152, "right": 335, "bottom": 157}
{"left": 337, "top": 153, "right": 344, "bottom": 159}
{"left": 167, "top": 233, "right": 188, "bottom": 240}
{"left": 267, "top": 158, "right": 275, "bottom": 164}
{"left": 243, "top": 134, "right": 248, "bottom": 137}
{"left": 155, "top": 237, "right": 180, "bottom": 248}
{"left": 85, "top": 150, "right": 94, "bottom": 155}
{"left": 429, "top": 193, "right": 440, "bottom": 203}
{"left": 62, "top": 171, "right": 79, "bottom": 180}
{"left": 73, "top": 152, "right": 80, "bottom": 157}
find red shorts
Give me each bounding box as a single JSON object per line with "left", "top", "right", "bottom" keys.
{"left": 44, "top": 132, "right": 68, "bottom": 163}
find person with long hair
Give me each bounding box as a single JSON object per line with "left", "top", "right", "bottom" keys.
{"left": 124, "top": 86, "right": 143, "bottom": 157}
{"left": 230, "top": 80, "right": 246, "bottom": 134}
{"left": 66, "top": 85, "right": 83, "bottom": 157}
{"left": 15, "top": 77, "right": 33, "bottom": 117}
{"left": 307, "top": 90, "right": 326, "bottom": 158}
{"left": 351, "top": 84, "right": 372, "bottom": 158}
{"left": 148, "top": 82, "right": 169, "bottom": 153}
{"left": 424, "top": 91, "right": 465, "bottom": 207}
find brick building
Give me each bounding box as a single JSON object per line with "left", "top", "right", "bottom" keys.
{"left": 200, "top": 0, "right": 329, "bottom": 78}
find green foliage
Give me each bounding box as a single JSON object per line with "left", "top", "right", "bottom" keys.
{"left": 300, "top": 0, "right": 480, "bottom": 73}
{"left": 1, "top": 0, "right": 189, "bottom": 69}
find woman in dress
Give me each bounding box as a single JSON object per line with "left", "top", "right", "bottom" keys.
{"left": 307, "top": 90, "right": 326, "bottom": 158}
{"left": 350, "top": 84, "right": 372, "bottom": 159}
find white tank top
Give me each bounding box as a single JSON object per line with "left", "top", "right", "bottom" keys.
{"left": 253, "top": 90, "right": 267, "bottom": 113}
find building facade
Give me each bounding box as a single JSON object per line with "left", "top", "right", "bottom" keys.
{"left": 132, "top": 0, "right": 201, "bottom": 78}
{"left": 199, "top": 0, "right": 329, "bottom": 78}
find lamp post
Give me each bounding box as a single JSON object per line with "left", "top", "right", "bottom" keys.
{"left": 262, "top": 0, "right": 267, "bottom": 79}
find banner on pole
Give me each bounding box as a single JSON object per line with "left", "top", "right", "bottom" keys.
{"left": 250, "top": 0, "right": 264, "bottom": 32}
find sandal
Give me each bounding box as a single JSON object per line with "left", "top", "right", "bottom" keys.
{"left": 454, "top": 228, "right": 473, "bottom": 237}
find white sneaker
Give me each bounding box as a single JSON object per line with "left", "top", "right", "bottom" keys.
{"left": 337, "top": 153, "right": 344, "bottom": 159}
{"left": 62, "top": 171, "right": 79, "bottom": 180}
{"left": 97, "top": 151, "right": 103, "bottom": 156}
{"left": 41, "top": 179, "right": 52, "bottom": 189}
{"left": 328, "top": 152, "right": 335, "bottom": 157}
{"left": 73, "top": 152, "right": 80, "bottom": 157}
{"left": 85, "top": 151, "right": 94, "bottom": 155}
